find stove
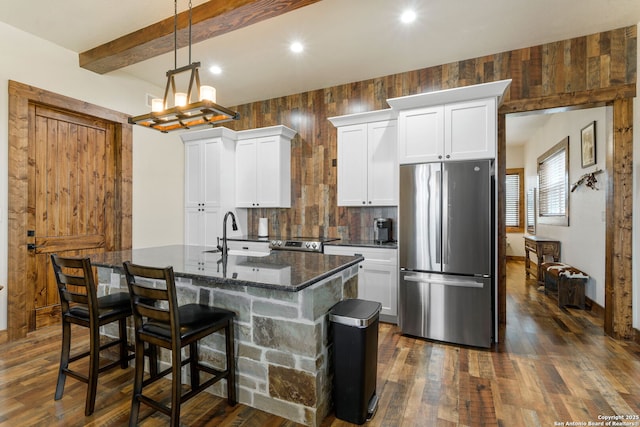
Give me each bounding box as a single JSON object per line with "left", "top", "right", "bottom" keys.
{"left": 269, "top": 237, "right": 340, "bottom": 253}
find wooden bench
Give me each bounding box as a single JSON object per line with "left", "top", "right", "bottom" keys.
{"left": 541, "top": 262, "right": 589, "bottom": 309}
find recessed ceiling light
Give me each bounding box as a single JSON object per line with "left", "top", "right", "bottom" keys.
{"left": 400, "top": 10, "right": 416, "bottom": 24}
{"left": 290, "top": 41, "right": 304, "bottom": 53}
{"left": 209, "top": 65, "right": 222, "bottom": 75}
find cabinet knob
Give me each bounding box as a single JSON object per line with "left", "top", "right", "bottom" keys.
{"left": 438, "top": 155, "right": 443, "bottom": 159}
{"left": 362, "top": 201, "right": 366, "bottom": 205}
{"left": 368, "top": 201, "right": 372, "bottom": 204}
{"left": 446, "top": 154, "right": 450, "bottom": 159}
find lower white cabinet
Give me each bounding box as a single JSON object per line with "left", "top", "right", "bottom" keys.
{"left": 324, "top": 245, "right": 398, "bottom": 323}
{"left": 184, "top": 207, "right": 220, "bottom": 248}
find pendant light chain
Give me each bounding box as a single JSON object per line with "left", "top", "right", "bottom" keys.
{"left": 188, "top": 0, "right": 192, "bottom": 65}
{"left": 173, "top": 0, "right": 192, "bottom": 67}
{"left": 173, "top": 0, "right": 177, "bottom": 70}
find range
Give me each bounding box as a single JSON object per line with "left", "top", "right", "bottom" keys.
{"left": 269, "top": 237, "right": 340, "bottom": 253}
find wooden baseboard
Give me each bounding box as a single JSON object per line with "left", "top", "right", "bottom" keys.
{"left": 507, "top": 255, "right": 525, "bottom": 262}
{"left": 585, "top": 296, "right": 604, "bottom": 317}
{"left": 0, "top": 330, "right": 8, "bottom": 345}
{"left": 634, "top": 329, "right": 640, "bottom": 345}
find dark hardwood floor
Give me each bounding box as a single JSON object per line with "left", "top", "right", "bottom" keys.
{"left": 1, "top": 260, "right": 639, "bottom": 426}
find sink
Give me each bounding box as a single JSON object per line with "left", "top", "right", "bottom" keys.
{"left": 228, "top": 249, "right": 271, "bottom": 257}
{"left": 202, "top": 248, "right": 271, "bottom": 257}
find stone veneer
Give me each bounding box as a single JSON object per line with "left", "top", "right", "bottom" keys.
{"left": 97, "top": 263, "right": 359, "bottom": 427}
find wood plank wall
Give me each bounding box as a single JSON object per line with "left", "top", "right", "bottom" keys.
{"left": 228, "top": 25, "right": 636, "bottom": 239}
{"left": 224, "top": 26, "right": 636, "bottom": 337}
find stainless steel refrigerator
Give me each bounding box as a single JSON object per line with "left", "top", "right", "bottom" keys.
{"left": 398, "top": 160, "right": 494, "bottom": 348}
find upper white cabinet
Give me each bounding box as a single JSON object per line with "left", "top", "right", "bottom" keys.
{"left": 185, "top": 138, "right": 222, "bottom": 208}
{"left": 388, "top": 79, "right": 511, "bottom": 164}
{"left": 329, "top": 110, "right": 397, "bottom": 206}
{"left": 235, "top": 125, "right": 296, "bottom": 208}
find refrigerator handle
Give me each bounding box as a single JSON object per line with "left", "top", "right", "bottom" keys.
{"left": 403, "top": 274, "right": 485, "bottom": 288}
{"left": 435, "top": 168, "right": 442, "bottom": 266}
{"left": 441, "top": 166, "right": 448, "bottom": 267}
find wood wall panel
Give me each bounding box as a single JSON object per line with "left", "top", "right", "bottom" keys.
{"left": 224, "top": 25, "right": 636, "bottom": 337}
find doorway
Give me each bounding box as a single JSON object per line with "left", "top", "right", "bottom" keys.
{"left": 497, "top": 95, "right": 633, "bottom": 339}
{"left": 505, "top": 106, "right": 609, "bottom": 311}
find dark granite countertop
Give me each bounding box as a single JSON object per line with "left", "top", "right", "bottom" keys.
{"left": 89, "top": 245, "right": 362, "bottom": 292}
{"left": 325, "top": 240, "right": 397, "bottom": 249}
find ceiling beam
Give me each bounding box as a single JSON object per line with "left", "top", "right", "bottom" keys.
{"left": 79, "top": 0, "right": 321, "bottom": 74}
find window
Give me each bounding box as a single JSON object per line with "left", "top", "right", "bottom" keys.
{"left": 537, "top": 137, "right": 569, "bottom": 226}
{"left": 505, "top": 168, "right": 524, "bottom": 232}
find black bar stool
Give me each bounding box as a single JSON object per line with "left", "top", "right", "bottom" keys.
{"left": 51, "top": 254, "right": 134, "bottom": 416}
{"left": 123, "top": 261, "right": 236, "bottom": 427}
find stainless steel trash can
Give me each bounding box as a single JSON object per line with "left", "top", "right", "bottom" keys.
{"left": 329, "top": 299, "right": 382, "bottom": 425}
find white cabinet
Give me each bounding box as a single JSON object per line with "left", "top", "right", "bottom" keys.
{"left": 329, "top": 110, "right": 397, "bottom": 206}
{"left": 181, "top": 127, "right": 238, "bottom": 247}
{"left": 396, "top": 98, "right": 496, "bottom": 163}
{"left": 184, "top": 206, "right": 220, "bottom": 248}
{"left": 387, "top": 79, "right": 512, "bottom": 164}
{"left": 235, "top": 125, "right": 296, "bottom": 208}
{"left": 324, "top": 245, "right": 398, "bottom": 323}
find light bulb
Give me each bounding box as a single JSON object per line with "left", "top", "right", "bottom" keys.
{"left": 174, "top": 92, "right": 187, "bottom": 107}
{"left": 151, "top": 98, "right": 164, "bottom": 112}
{"left": 199, "top": 86, "right": 216, "bottom": 103}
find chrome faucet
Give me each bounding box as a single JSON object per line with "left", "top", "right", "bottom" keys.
{"left": 217, "top": 211, "right": 238, "bottom": 257}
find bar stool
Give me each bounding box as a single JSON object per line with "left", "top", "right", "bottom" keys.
{"left": 123, "top": 261, "right": 236, "bottom": 427}
{"left": 51, "top": 254, "right": 133, "bottom": 416}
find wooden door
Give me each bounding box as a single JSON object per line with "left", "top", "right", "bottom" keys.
{"left": 26, "top": 105, "right": 116, "bottom": 330}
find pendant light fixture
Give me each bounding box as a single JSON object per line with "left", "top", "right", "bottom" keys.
{"left": 129, "top": 0, "right": 240, "bottom": 132}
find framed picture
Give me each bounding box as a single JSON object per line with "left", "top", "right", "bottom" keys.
{"left": 581, "top": 121, "right": 596, "bottom": 168}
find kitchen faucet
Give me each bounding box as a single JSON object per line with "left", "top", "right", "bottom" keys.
{"left": 217, "top": 211, "right": 238, "bottom": 257}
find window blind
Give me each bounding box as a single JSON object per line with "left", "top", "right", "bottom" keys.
{"left": 505, "top": 173, "right": 520, "bottom": 227}
{"left": 538, "top": 149, "right": 566, "bottom": 216}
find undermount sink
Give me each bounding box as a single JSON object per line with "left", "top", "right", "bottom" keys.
{"left": 202, "top": 248, "right": 271, "bottom": 257}
{"left": 228, "top": 249, "right": 271, "bottom": 257}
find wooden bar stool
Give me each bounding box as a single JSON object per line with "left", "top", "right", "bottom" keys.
{"left": 51, "top": 254, "right": 134, "bottom": 416}
{"left": 123, "top": 261, "right": 236, "bottom": 427}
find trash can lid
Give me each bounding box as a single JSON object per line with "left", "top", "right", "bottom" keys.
{"left": 329, "top": 299, "right": 382, "bottom": 328}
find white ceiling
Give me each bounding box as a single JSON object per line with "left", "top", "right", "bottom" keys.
{"left": 0, "top": 0, "right": 639, "bottom": 142}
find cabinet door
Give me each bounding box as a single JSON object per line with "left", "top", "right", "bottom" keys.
{"left": 256, "top": 136, "right": 281, "bottom": 207}
{"left": 202, "top": 139, "right": 221, "bottom": 206}
{"left": 398, "top": 106, "right": 444, "bottom": 164}
{"left": 184, "top": 207, "right": 220, "bottom": 247}
{"left": 202, "top": 207, "right": 220, "bottom": 248}
{"left": 185, "top": 207, "right": 203, "bottom": 246}
{"left": 235, "top": 139, "right": 257, "bottom": 207}
{"left": 367, "top": 120, "right": 397, "bottom": 206}
{"left": 337, "top": 124, "right": 368, "bottom": 206}
{"left": 360, "top": 261, "right": 398, "bottom": 318}
{"left": 184, "top": 142, "right": 202, "bottom": 209}
{"left": 445, "top": 98, "right": 496, "bottom": 160}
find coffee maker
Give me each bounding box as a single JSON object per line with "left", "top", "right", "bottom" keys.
{"left": 373, "top": 218, "right": 392, "bottom": 243}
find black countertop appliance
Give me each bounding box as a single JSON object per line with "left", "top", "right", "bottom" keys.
{"left": 373, "top": 218, "right": 392, "bottom": 244}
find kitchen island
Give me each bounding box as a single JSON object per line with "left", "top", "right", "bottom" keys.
{"left": 90, "top": 245, "right": 362, "bottom": 427}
